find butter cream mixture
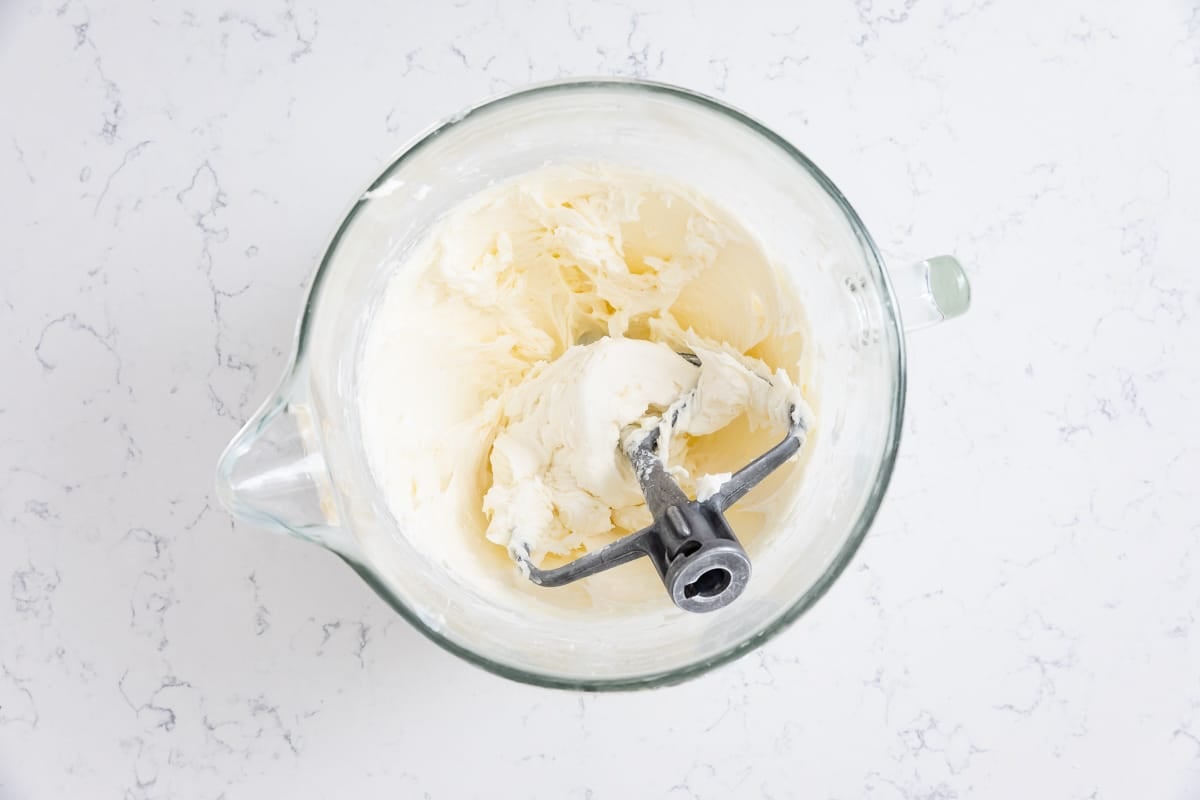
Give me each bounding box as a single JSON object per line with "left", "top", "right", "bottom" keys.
{"left": 359, "top": 165, "right": 813, "bottom": 609}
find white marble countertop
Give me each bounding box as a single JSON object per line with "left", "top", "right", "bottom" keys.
{"left": 3, "top": 0, "right": 1199, "bottom": 797}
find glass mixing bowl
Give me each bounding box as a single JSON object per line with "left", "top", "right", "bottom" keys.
{"left": 216, "top": 79, "right": 970, "bottom": 690}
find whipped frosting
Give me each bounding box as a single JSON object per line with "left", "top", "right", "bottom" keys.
{"left": 358, "top": 165, "right": 813, "bottom": 610}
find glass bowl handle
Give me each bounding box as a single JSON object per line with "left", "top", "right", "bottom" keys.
{"left": 893, "top": 255, "right": 971, "bottom": 331}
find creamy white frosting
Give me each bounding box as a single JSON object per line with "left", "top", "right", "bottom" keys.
{"left": 358, "top": 165, "right": 813, "bottom": 610}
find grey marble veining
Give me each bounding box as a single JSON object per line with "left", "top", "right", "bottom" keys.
{"left": 1, "top": 0, "right": 1199, "bottom": 797}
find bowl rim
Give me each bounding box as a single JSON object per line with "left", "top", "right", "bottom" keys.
{"left": 300, "top": 77, "right": 907, "bottom": 691}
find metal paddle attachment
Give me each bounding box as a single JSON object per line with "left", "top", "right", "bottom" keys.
{"left": 517, "top": 353, "right": 807, "bottom": 613}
